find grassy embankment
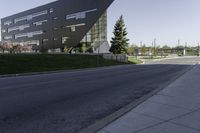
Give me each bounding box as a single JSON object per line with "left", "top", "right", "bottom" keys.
{"left": 0, "top": 54, "right": 142, "bottom": 75}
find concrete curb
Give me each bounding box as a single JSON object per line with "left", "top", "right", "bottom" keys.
{"left": 79, "top": 64, "right": 196, "bottom": 133}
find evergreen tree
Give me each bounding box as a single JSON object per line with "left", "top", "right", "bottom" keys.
{"left": 110, "top": 15, "right": 129, "bottom": 54}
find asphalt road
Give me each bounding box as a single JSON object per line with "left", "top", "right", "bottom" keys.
{"left": 0, "top": 57, "right": 198, "bottom": 133}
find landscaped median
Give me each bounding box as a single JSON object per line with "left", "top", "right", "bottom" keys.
{"left": 0, "top": 54, "right": 142, "bottom": 75}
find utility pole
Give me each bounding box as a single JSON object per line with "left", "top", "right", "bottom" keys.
{"left": 177, "top": 39, "right": 180, "bottom": 55}
{"left": 185, "top": 42, "right": 187, "bottom": 48}
{"left": 140, "top": 41, "right": 143, "bottom": 47}
{"left": 151, "top": 41, "right": 154, "bottom": 58}
{"left": 154, "top": 38, "right": 156, "bottom": 56}
{"left": 178, "top": 40, "right": 180, "bottom": 47}
{"left": 184, "top": 42, "right": 187, "bottom": 56}
{"left": 198, "top": 42, "right": 200, "bottom": 57}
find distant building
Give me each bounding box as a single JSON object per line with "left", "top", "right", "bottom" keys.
{"left": 1, "top": 0, "right": 114, "bottom": 53}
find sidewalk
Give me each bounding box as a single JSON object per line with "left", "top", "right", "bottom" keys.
{"left": 140, "top": 55, "right": 179, "bottom": 64}
{"left": 97, "top": 65, "right": 200, "bottom": 133}
{"left": 143, "top": 56, "right": 199, "bottom": 64}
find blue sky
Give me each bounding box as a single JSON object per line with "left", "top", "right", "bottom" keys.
{"left": 1, "top": 0, "right": 200, "bottom": 46}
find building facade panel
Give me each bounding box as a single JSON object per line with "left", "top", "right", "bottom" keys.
{"left": 1, "top": 0, "right": 114, "bottom": 52}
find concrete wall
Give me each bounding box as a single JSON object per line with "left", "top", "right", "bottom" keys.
{"left": 93, "top": 41, "right": 110, "bottom": 53}
{"left": 103, "top": 54, "right": 128, "bottom": 63}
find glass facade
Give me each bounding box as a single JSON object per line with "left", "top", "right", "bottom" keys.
{"left": 81, "top": 12, "right": 107, "bottom": 45}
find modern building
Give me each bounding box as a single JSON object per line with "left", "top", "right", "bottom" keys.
{"left": 0, "top": 0, "right": 114, "bottom": 52}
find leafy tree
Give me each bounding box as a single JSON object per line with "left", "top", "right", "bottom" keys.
{"left": 80, "top": 43, "right": 87, "bottom": 53}
{"left": 175, "top": 45, "right": 185, "bottom": 50}
{"left": 127, "top": 46, "right": 135, "bottom": 55}
{"left": 162, "top": 45, "right": 171, "bottom": 49}
{"left": 110, "top": 15, "right": 129, "bottom": 54}
{"left": 74, "top": 43, "right": 93, "bottom": 53}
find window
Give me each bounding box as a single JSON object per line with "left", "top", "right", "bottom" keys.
{"left": 8, "top": 24, "right": 30, "bottom": 33}
{"left": 28, "top": 31, "right": 44, "bottom": 37}
{"left": 14, "top": 16, "right": 28, "bottom": 23}
{"left": 2, "top": 29, "right": 7, "bottom": 33}
{"left": 49, "top": 8, "right": 54, "bottom": 13}
{"left": 42, "top": 39, "right": 48, "bottom": 42}
{"left": 61, "top": 26, "right": 66, "bottom": 29}
{"left": 14, "top": 10, "right": 48, "bottom": 23}
{"left": 86, "top": 33, "right": 92, "bottom": 42}
{"left": 53, "top": 27, "right": 58, "bottom": 30}
{"left": 31, "top": 10, "right": 48, "bottom": 18}
{"left": 19, "top": 24, "right": 30, "bottom": 30}
{"left": 15, "top": 33, "right": 27, "bottom": 39}
{"left": 62, "top": 37, "right": 69, "bottom": 44}
{"left": 66, "top": 14, "right": 78, "bottom": 20}
{"left": 8, "top": 27, "right": 19, "bottom": 32}
{"left": 4, "top": 20, "right": 12, "bottom": 26}
{"left": 24, "top": 40, "right": 40, "bottom": 46}
{"left": 65, "top": 23, "right": 86, "bottom": 32}
{"left": 66, "top": 9, "right": 97, "bottom": 20}
{"left": 66, "top": 13, "right": 85, "bottom": 20}
{"left": 4, "top": 35, "right": 12, "bottom": 40}
{"left": 70, "top": 26, "right": 76, "bottom": 32}
{"left": 15, "top": 30, "right": 44, "bottom": 39}
{"left": 33, "top": 20, "right": 47, "bottom": 26}
{"left": 53, "top": 17, "right": 58, "bottom": 20}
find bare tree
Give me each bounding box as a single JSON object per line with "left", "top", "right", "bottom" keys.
{"left": 13, "top": 44, "right": 23, "bottom": 53}
{"left": 22, "top": 44, "right": 33, "bottom": 52}
{"left": 2, "top": 41, "right": 13, "bottom": 53}
{"left": 0, "top": 41, "right": 33, "bottom": 53}
{"left": 0, "top": 42, "right": 3, "bottom": 53}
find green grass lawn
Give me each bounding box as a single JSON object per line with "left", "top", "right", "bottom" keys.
{"left": 0, "top": 54, "right": 128, "bottom": 75}
{"left": 128, "top": 56, "right": 143, "bottom": 64}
